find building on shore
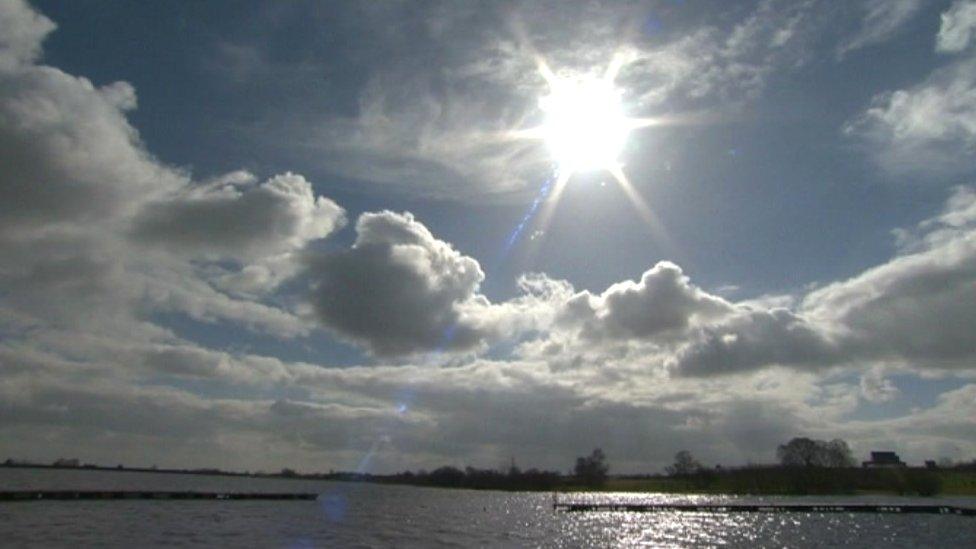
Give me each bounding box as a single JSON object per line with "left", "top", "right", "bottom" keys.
{"left": 861, "top": 451, "right": 906, "bottom": 468}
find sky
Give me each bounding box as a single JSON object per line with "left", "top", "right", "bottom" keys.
{"left": 1, "top": 0, "right": 975, "bottom": 474}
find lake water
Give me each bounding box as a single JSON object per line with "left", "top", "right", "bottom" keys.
{"left": 2, "top": 468, "right": 975, "bottom": 547}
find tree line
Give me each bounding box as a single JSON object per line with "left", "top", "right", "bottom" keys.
{"left": 651, "top": 437, "right": 942, "bottom": 496}
{"left": 6, "top": 436, "right": 968, "bottom": 495}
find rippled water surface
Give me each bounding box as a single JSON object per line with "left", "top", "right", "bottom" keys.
{"left": 2, "top": 468, "right": 975, "bottom": 547}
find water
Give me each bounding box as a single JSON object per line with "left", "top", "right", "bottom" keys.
{"left": 2, "top": 468, "right": 975, "bottom": 547}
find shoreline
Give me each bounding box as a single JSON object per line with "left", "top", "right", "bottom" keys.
{"left": 4, "top": 463, "right": 976, "bottom": 497}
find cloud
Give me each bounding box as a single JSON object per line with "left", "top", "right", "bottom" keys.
{"left": 859, "top": 367, "right": 900, "bottom": 403}
{"left": 302, "top": 210, "right": 570, "bottom": 358}
{"left": 613, "top": 0, "right": 854, "bottom": 109}
{"left": 937, "top": 0, "right": 976, "bottom": 53}
{"left": 250, "top": 0, "right": 854, "bottom": 201}
{"left": 0, "top": 347, "right": 772, "bottom": 471}
{"left": 518, "top": 271, "right": 840, "bottom": 379}
{"left": 235, "top": 2, "right": 551, "bottom": 202}
{"left": 305, "top": 211, "right": 499, "bottom": 357}
{"left": 668, "top": 308, "right": 839, "bottom": 377}
{"left": 557, "top": 261, "right": 734, "bottom": 341}
{"left": 844, "top": 57, "right": 976, "bottom": 174}
{"left": 0, "top": 0, "right": 54, "bottom": 70}
{"left": 844, "top": 1, "right": 976, "bottom": 174}
{"left": 296, "top": 71, "right": 547, "bottom": 201}
{"left": 0, "top": 46, "right": 180, "bottom": 232}
{"left": 803, "top": 186, "right": 976, "bottom": 369}
{"left": 704, "top": 186, "right": 976, "bottom": 375}
{"left": 132, "top": 172, "right": 344, "bottom": 260}
{"left": 0, "top": 0, "right": 344, "bottom": 339}
{"left": 837, "top": 0, "right": 923, "bottom": 58}
{"left": 522, "top": 186, "right": 976, "bottom": 378}
{"left": 278, "top": 358, "right": 831, "bottom": 471}
{"left": 3, "top": 0, "right": 976, "bottom": 475}
{"left": 842, "top": 383, "right": 976, "bottom": 460}
{"left": 4, "top": 316, "right": 975, "bottom": 473}
{"left": 6, "top": 336, "right": 974, "bottom": 472}
{"left": 131, "top": 171, "right": 345, "bottom": 295}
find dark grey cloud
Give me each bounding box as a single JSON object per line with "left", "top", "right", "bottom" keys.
{"left": 131, "top": 171, "right": 344, "bottom": 260}
{"left": 0, "top": 50, "right": 180, "bottom": 231}
{"left": 668, "top": 308, "right": 839, "bottom": 377}
{"left": 0, "top": 380, "right": 229, "bottom": 440}
{"left": 305, "top": 211, "right": 497, "bottom": 357}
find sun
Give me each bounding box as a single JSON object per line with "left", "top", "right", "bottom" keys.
{"left": 504, "top": 55, "right": 675, "bottom": 254}
{"left": 539, "top": 75, "right": 630, "bottom": 174}
{"left": 513, "top": 56, "right": 660, "bottom": 180}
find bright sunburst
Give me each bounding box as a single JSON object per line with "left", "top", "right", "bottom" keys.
{"left": 539, "top": 75, "right": 630, "bottom": 174}
{"left": 522, "top": 56, "right": 659, "bottom": 178}
{"left": 509, "top": 56, "right": 672, "bottom": 252}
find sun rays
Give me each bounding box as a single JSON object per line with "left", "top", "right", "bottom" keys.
{"left": 505, "top": 54, "right": 674, "bottom": 253}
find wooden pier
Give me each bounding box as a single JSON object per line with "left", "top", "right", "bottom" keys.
{"left": 553, "top": 501, "right": 976, "bottom": 516}
{"left": 0, "top": 491, "right": 318, "bottom": 502}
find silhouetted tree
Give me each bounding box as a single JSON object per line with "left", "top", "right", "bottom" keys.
{"left": 777, "top": 437, "right": 854, "bottom": 467}
{"left": 574, "top": 448, "right": 609, "bottom": 486}
{"left": 399, "top": 463, "right": 559, "bottom": 490}
{"left": 666, "top": 450, "right": 702, "bottom": 476}
{"left": 824, "top": 439, "right": 854, "bottom": 467}
{"left": 428, "top": 466, "right": 466, "bottom": 486}
{"left": 778, "top": 438, "right": 819, "bottom": 467}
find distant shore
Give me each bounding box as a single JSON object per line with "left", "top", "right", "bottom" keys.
{"left": 4, "top": 462, "right": 976, "bottom": 497}
{"left": 564, "top": 470, "right": 976, "bottom": 497}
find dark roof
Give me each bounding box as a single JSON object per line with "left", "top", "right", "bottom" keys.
{"left": 869, "top": 451, "right": 902, "bottom": 463}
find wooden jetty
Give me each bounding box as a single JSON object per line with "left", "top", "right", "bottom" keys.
{"left": 0, "top": 491, "right": 318, "bottom": 502}
{"left": 552, "top": 500, "right": 976, "bottom": 516}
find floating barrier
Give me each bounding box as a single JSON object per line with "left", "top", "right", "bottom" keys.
{"left": 0, "top": 491, "right": 317, "bottom": 501}
{"left": 552, "top": 501, "right": 976, "bottom": 516}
